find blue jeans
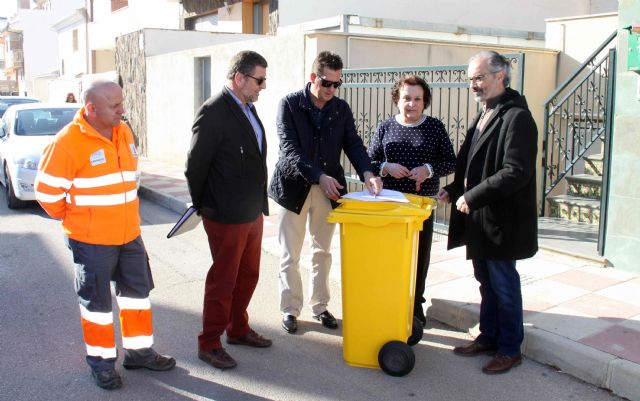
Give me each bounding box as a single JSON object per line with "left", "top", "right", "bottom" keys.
{"left": 472, "top": 259, "right": 523, "bottom": 357}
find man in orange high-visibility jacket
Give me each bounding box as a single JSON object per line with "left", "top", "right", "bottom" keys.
{"left": 35, "top": 80, "right": 175, "bottom": 390}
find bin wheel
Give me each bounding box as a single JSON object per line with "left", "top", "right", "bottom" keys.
{"left": 378, "top": 341, "right": 415, "bottom": 377}
{"left": 407, "top": 316, "right": 424, "bottom": 346}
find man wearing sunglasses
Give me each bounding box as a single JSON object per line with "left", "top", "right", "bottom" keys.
{"left": 269, "top": 51, "right": 383, "bottom": 334}
{"left": 186, "top": 50, "right": 272, "bottom": 371}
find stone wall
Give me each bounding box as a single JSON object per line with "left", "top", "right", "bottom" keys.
{"left": 115, "top": 31, "right": 147, "bottom": 155}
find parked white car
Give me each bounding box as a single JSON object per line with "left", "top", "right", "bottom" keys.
{"left": 0, "top": 96, "right": 40, "bottom": 118}
{"left": 0, "top": 103, "right": 80, "bottom": 208}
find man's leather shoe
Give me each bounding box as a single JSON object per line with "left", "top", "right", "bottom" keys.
{"left": 91, "top": 368, "right": 122, "bottom": 390}
{"left": 453, "top": 340, "right": 498, "bottom": 357}
{"left": 227, "top": 329, "right": 272, "bottom": 347}
{"left": 482, "top": 354, "right": 522, "bottom": 374}
{"left": 198, "top": 348, "right": 237, "bottom": 370}
{"left": 123, "top": 348, "right": 176, "bottom": 371}
{"left": 282, "top": 315, "right": 298, "bottom": 333}
{"left": 313, "top": 310, "right": 338, "bottom": 329}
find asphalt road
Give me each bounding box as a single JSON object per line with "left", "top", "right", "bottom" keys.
{"left": 0, "top": 192, "right": 622, "bottom": 401}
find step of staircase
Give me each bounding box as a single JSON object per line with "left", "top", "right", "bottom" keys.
{"left": 547, "top": 195, "right": 600, "bottom": 225}
{"left": 584, "top": 154, "right": 604, "bottom": 176}
{"left": 566, "top": 174, "right": 602, "bottom": 200}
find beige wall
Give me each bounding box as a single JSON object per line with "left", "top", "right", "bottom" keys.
{"left": 145, "top": 32, "right": 306, "bottom": 170}
{"left": 546, "top": 13, "right": 618, "bottom": 84}
{"left": 94, "top": 49, "right": 115, "bottom": 73}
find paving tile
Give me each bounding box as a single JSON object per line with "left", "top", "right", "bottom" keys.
{"left": 166, "top": 190, "right": 191, "bottom": 197}
{"left": 526, "top": 305, "right": 616, "bottom": 341}
{"left": 261, "top": 237, "right": 280, "bottom": 257}
{"left": 517, "top": 257, "right": 574, "bottom": 280}
{"left": 580, "top": 325, "right": 640, "bottom": 364}
{"left": 430, "top": 250, "right": 460, "bottom": 264}
{"left": 140, "top": 177, "right": 168, "bottom": 185}
{"left": 620, "top": 314, "right": 640, "bottom": 332}
{"left": 425, "top": 267, "right": 461, "bottom": 286}
{"left": 548, "top": 269, "right": 626, "bottom": 292}
{"left": 427, "top": 277, "right": 480, "bottom": 304}
{"left": 521, "top": 280, "right": 589, "bottom": 306}
{"left": 428, "top": 257, "right": 473, "bottom": 278}
{"left": 588, "top": 267, "right": 639, "bottom": 282}
{"left": 534, "top": 249, "right": 595, "bottom": 268}
{"left": 262, "top": 223, "right": 279, "bottom": 238}
{"left": 146, "top": 182, "right": 180, "bottom": 189}
{"left": 562, "top": 293, "right": 640, "bottom": 321}
{"left": 596, "top": 281, "right": 640, "bottom": 307}
{"left": 522, "top": 297, "right": 556, "bottom": 315}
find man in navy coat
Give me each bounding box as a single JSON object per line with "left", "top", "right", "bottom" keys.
{"left": 269, "top": 51, "right": 382, "bottom": 334}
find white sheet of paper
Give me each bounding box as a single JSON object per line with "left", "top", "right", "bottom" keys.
{"left": 341, "top": 189, "right": 409, "bottom": 203}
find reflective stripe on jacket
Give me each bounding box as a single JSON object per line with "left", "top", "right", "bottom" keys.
{"left": 35, "top": 107, "right": 141, "bottom": 245}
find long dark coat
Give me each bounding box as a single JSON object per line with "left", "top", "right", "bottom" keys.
{"left": 443, "top": 88, "right": 538, "bottom": 260}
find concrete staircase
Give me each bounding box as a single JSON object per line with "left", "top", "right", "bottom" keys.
{"left": 547, "top": 154, "right": 603, "bottom": 225}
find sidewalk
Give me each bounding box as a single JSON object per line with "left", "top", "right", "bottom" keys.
{"left": 138, "top": 157, "right": 640, "bottom": 401}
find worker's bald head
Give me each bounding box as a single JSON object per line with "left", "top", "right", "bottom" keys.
{"left": 82, "top": 80, "right": 121, "bottom": 106}
{"left": 82, "top": 80, "right": 124, "bottom": 135}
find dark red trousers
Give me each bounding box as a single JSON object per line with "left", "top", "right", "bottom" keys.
{"left": 199, "top": 215, "right": 263, "bottom": 350}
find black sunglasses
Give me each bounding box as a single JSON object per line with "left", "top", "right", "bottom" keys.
{"left": 245, "top": 74, "right": 267, "bottom": 85}
{"left": 318, "top": 76, "right": 342, "bottom": 89}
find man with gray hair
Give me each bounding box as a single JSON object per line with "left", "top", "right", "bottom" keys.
{"left": 186, "top": 50, "right": 271, "bottom": 370}
{"left": 438, "top": 51, "right": 538, "bottom": 374}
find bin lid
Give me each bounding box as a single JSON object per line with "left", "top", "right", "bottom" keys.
{"left": 327, "top": 197, "right": 434, "bottom": 225}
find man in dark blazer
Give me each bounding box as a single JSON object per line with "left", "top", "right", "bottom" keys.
{"left": 185, "top": 50, "right": 272, "bottom": 370}
{"left": 439, "top": 51, "right": 538, "bottom": 374}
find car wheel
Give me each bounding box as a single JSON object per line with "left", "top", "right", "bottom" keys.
{"left": 4, "top": 165, "right": 25, "bottom": 209}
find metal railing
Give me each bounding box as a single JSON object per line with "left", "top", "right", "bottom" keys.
{"left": 337, "top": 55, "right": 525, "bottom": 233}
{"left": 540, "top": 31, "right": 617, "bottom": 215}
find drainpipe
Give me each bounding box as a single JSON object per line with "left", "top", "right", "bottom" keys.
{"left": 84, "top": 0, "right": 90, "bottom": 75}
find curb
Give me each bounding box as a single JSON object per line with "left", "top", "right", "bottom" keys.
{"left": 425, "top": 298, "right": 640, "bottom": 401}
{"left": 138, "top": 185, "right": 189, "bottom": 215}
{"left": 538, "top": 244, "right": 609, "bottom": 266}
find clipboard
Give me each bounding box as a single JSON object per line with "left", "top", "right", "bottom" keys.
{"left": 167, "top": 206, "right": 202, "bottom": 238}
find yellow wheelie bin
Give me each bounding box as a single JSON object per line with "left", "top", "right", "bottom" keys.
{"left": 327, "top": 194, "right": 435, "bottom": 377}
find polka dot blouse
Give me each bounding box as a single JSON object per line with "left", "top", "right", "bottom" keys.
{"left": 368, "top": 114, "right": 456, "bottom": 196}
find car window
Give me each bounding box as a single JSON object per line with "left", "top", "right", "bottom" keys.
{"left": 0, "top": 99, "right": 40, "bottom": 117}
{"left": 0, "top": 103, "right": 10, "bottom": 117}
{"left": 15, "top": 108, "right": 78, "bottom": 136}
